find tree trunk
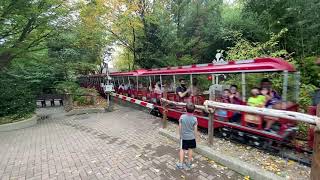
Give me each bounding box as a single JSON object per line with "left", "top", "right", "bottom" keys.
{"left": 0, "top": 52, "right": 13, "bottom": 70}
{"left": 132, "top": 26, "right": 136, "bottom": 68}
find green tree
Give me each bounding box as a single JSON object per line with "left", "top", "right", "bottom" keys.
{"left": 242, "top": 0, "right": 320, "bottom": 58}
{"left": 0, "top": 0, "right": 69, "bottom": 69}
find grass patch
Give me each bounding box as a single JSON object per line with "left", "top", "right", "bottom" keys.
{"left": 0, "top": 113, "right": 34, "bottom": 125}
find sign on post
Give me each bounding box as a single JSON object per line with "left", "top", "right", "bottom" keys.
{"left": 103, "top": 84, "right": 115, "bottom": 93}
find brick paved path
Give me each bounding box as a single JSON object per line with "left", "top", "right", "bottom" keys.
{"left": 0, "top": 106, "right": 242, "bottom": 180}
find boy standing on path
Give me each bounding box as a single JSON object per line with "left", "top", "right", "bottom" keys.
{"left": 176, "top": 102, "right": 198, "bottom": 169}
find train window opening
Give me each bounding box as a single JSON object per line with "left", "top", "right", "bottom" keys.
{"left": 159, "top": 75, "right": 175, "bottom": 102}
{"left": 189, "top": 74, "right": 211, "bottom": 105}
{"left": 137, "top": 76, "right": 149, "bottom": 101}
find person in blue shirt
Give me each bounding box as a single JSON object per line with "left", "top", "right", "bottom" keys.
{"left": 260, "top": 78, "right": 282, "bottom": 131}
{"left": 312, "top": 88, "right": 320, "bottom": 106}
{"left": 260, "top": 78, "right": 281, "bottom": 108}
{"left": 176, "top": 102, "right": 198, "bottom": 169}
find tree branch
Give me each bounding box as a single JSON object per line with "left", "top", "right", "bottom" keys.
{"left": 107, "top": 29, "right": 135, "bottom": 52}
{"left": 25, "top": 31, "right": 53, "bottom": 50}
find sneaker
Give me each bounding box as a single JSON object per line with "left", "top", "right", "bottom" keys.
{"left": 185, "top": 162, "right": 192, "bottom": 169}
{"left": 176, "top": 163, "right": 184, "bottom": 170}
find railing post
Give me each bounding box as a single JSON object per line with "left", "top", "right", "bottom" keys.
{"left": 208, "top": 113, "right": 213, "bottom": 146}
{"left": 64, "top": 93, "right": 73, "bottom": 112}
{"left": 114, "top": 94, "right": 118, "bottom": 104}
{"left": 311, "top": 104, "right": 320, "bottom": 180}
{"left": 208, "top": 111, "right": 214, "bottom": 146}
{"left": 162, "top": 102, "right": 168, "bottom": 129}
{"left": 106, "top": 93, "right": 113, "bottom": 112}
{"left": 91, "top": 94, "right": 97, "bottom": 105}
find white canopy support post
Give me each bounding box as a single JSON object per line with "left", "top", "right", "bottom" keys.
{"left": 241, "top": 72, "right": 246, "bottom": 102}
{"left": 160, "top": 75, "right": 163, "bottom": 86}
{"left": 136, "top": 76, "right": 139, "bottom": 91}
{"left": 215, "top": 74, "right": 219, "bottom": 84}
{"left": 173, "top": 75, "right": 176, "bottom": 93}
{"left": 149, "top": 76, "right": 152, "bottom": 89}
{"left": 190, "top": 74, "right": 193, "bottom": 95}
{"left": 282, "top": 70, "right": 289, "bottom": 103}
{"left": 211, "top": 74, "right": 214, "bottom": 85}
{"left": 122, "top": 77, "right": 125, "bottom": 84}
{"left": 294, "top": 71, "right": 301, "bottom": 102}
{"left": 128, "top": 76, "right": 130, "bottom": 86}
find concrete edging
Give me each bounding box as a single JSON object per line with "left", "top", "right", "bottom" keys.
{"left": 0, "top": 115, "right": 38, "bottom": 132}
{"left": 159, "top": 128, "right": 284, "bottom": 180}
{"left": 65, "top": 108, "right": 105, "bottom": 116}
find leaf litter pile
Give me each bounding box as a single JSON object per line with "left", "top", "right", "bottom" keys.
{"left": 166, "top": 121, "right": 310, "bottom": 179}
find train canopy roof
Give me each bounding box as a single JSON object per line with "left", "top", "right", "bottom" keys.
{"left": 110, "top": 57, "right": 295, "bottom": 76}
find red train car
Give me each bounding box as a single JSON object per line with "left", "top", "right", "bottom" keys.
{"left": 79, "top": 57, "right": 315, "bottom": 151}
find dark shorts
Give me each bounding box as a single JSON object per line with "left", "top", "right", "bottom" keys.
{"left": 180, "top": 139, "right": 196, "bottom": 150}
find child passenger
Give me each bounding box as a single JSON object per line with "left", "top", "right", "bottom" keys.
{"left": 176, "top": 103, "right": 198, "bottom": 170}
{"left": 221, "top": 89, "right": 231, "bottom": 103}
{"left": 248, "top": 87, "right": 266, "bottom": 107}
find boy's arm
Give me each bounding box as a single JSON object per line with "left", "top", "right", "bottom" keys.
{"left": 178, "top": 117, "right": 182, "bottom": 139}
{"left": 194, "top": 118, "right": 199, "bottom": 141}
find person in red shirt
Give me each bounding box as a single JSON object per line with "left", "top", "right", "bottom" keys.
{"left": 229, "top": 85, "right": 243, "bottom": 123}
{"left": 229, "top": 85, "right": 243, "bottom": 105}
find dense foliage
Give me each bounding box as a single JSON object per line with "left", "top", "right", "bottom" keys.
{"left": 0, "top": 0, "right": 106, "bottom": 118}
{"left": 109, "top": 0, "right": 319, "bottom": 110}
{"left": 0, "top": 0, "right": 319, "bottom": 119}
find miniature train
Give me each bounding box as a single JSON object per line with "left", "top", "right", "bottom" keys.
{"left": 79, "top": 57, "right": 317, "bottom": 159}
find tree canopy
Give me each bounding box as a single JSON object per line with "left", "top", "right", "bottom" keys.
{"left": 0, "top": 0, "right": 319, "bottom": 117}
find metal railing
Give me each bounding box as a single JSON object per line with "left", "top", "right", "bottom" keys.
{"left": 160, "top": 98, "right": 320, "bottom": 179}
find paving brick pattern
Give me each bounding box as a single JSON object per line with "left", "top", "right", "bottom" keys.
{"left": 0, "top": 106, "right": 242, "bottom": 180}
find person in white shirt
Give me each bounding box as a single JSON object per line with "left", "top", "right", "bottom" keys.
{"left": 154, "top": 81, "right": 162, "bottom": 94}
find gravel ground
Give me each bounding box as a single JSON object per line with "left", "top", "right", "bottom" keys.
{"left": 165, "top": 119, "right": 310, "bottom": 180}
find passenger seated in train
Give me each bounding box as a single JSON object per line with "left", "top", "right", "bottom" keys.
{"left": 248, "top": 87, "right": 266, "bottom": 107}
{"left": 215, "top": 89, "right": 231, "bottom": 121}
{"left": 229, "top": 85, "right": 243, "bottom": 104}
{"left": 176, "top": 79, "right": 190, "bottom": 102}
{"left": 149, "top": 82, "right": 156, "bottom": 92}
{"left": 260, "top": 78, "right": 281, "bottom": 108}
{"left": 118, "top": 83, "right": 125, "bottom": 94}
{"left": 190, "top": 78, "right": 200, "bottom": 96}
{"left": 154, "top": 81, "right": 163, "bottom": 95}
{"left": 221, "top": 89, "right": 232, "bottom": 103}
{"left": 138, "top": 83, "right": 144, "bottom": 90}
{"left": 260, "top": 78, "right": 283, "bottom": 131}
{"left": 244, "top": 87, "right": 267, "bottom": 126}
{"left": 229, "top": 85, "right": 243, "bottom": 123}
{"left": 167, "top": 81, "right": 175, "bottom": 93}
{"left": 124, "top": 83, "right": 129, "bottom": 91}
{"left": 190, "top": 78, "right": 202, "bottom": 104}
{"left": 149, "top": 81, "right": 162, "bottom": 104}
{"left": 312, "top": 87, "right": 320, "bottom": 106}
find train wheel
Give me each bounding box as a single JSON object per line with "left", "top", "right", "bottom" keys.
{"left": 247, "top": 135, "right": 265, "bottom": 149}
{"left": 262, "top": 139, "right": 273, "bottom": 150}
{"left": 220, "top": 127, "right": 231, "bottom": 139}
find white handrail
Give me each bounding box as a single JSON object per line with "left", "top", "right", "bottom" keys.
{"left": 204, "top": 100, "right": 319, "bottom": 125}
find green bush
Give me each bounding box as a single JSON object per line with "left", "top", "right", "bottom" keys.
{"left": 0, "top": 73, "right": 36, "bottom": 118}
{"left": 55, "top": 81, "right": 98, "bottom": 106}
